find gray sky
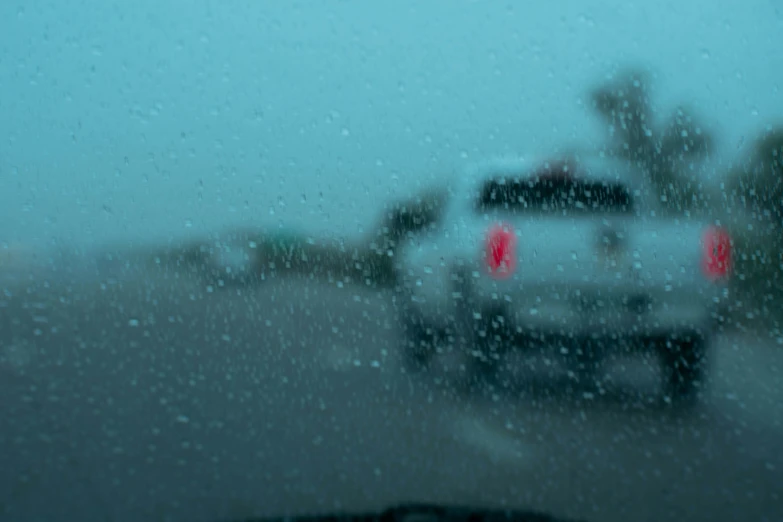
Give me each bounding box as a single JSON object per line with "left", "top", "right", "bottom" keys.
{"left": 1, "top": 0, "right": 781, "bottom": 250}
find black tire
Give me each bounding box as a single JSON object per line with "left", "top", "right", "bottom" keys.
{"left": 400, "top": 314, "right": 441, "bottom": 372}
{"left": 473, "top": 308, "right": 510, "bottom": 380}
{"left": 659, "top": 332, "right": 709, "bottom": 406}
{"left": 399, "top": 308, "right": 499, "bottom": 392}
{"left": 397, "top": 267, "right": 505, "bottom": 388}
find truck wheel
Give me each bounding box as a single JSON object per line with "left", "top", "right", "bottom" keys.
{"left": 472, "top": 309, "right": 509, "bottom": 381}
{"left": 659, "top": 333, "right": 708, "bottom": 406}
{"left": 399, "top": 310, "right": 496, "bottom": 393}
{"left": 400, "top": 314, "right": 442, "bottom": 372}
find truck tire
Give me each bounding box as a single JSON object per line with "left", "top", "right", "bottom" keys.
{"left": 400, "top": 313, "right": 441, "bottom": 372}
{"left": 399, "top": 308, "right": 499, "bottom": 392}
{"left": 659, "top": 332, "right": 708, "bottom": 406}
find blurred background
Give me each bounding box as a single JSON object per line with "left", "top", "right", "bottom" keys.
{"left": 1, "top": 0, "right": 780, "bottom": 247}
{"left": 1, "top": 2, "right": 782, "bottom": 522}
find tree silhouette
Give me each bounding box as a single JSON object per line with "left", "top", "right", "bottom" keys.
{"left": 588, "top": 68, "right": 714, "bottom": 215}
{"left": 724, "top": 128, "right": 783, "bottom": 325}
{"left": 149, "top": 185, "right": 449, "bottom": 290}
{"left": 589, "top": 68, "right": 783, "bottom": 329}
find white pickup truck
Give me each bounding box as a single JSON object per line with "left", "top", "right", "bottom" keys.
{"left": 395, "top": 155, "right": 732, "bottom": 404}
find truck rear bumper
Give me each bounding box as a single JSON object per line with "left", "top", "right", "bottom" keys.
{"left": 448, "top": 297, "right": 720, "bottom": 356}
{"left": 473, "top": 310, "right": 713, "bottom": 359}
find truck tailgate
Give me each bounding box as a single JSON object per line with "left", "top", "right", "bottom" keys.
{"left": 404, "top": 217, "right": 729, "bottom": 336}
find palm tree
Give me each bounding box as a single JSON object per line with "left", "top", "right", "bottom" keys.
{"left": 589, "top": 68, "right": 783, "bottom": 329}
{"left": 588, "top": 68, "right": 714, "bottom": 215}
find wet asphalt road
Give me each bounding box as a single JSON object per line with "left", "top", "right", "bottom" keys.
{"left": 1, "top": 256, "right": 782, "bottom": 522}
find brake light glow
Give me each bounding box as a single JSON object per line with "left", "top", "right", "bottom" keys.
{"left": 485, "top": 222, "right": 517, "bottom": 279}
{"left": 702, "top": 226, "right": 732, "bottom": 280}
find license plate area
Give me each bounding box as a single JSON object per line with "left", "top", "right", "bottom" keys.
{"left": 572, "top": 291, "right": 653, "bottom": 316}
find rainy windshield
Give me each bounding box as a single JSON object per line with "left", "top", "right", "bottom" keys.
{"left": 1, "top": 2, "right": 782, "bottom": 522}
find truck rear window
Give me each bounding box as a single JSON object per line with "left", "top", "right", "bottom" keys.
{"left": 476, "top": 176, "right": 635, "bottom": 215}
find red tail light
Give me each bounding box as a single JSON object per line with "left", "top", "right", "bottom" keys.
{"left": 702, "top": 226, "right": 732, "bottom": 281}
{"left": 485, "top": 222, "right": 517, "bottom": 280}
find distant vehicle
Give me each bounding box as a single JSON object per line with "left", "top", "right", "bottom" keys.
{"left": 395, "top": 155, "right": 732, "bottom": 404}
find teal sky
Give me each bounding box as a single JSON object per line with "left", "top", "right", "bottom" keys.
{"left": 1, "top": 0, "right": 781, "bottom": 249}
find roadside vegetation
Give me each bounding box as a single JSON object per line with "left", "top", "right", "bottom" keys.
{"left": 150, "top": 66, "right": 782, "bottom": 336}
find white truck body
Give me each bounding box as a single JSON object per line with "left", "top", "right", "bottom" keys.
{"left": 398, "top": 154, "right": 731, "bottom": 343}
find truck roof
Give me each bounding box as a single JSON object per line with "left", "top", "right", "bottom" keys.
{"left": 444, "top": 154, "right": 653, "bottom": 215}
{"left": 455, "top": 154, "right": 645, "bottom": 191}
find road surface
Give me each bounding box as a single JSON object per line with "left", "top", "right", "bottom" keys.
{"left": 1, "top": 251, "right": 782, "bottom": 522}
